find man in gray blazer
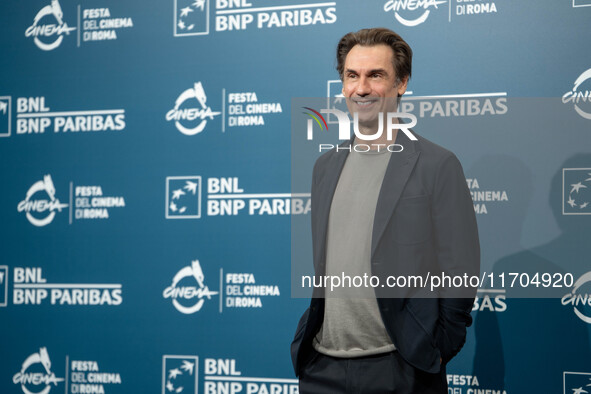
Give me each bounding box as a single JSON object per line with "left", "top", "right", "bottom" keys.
{"left": 291, "top": 28, "right": 480, "bottom": 393}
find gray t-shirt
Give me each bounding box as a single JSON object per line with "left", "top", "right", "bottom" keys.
{"left": 313, "top": 148, "right": 396, "bottom": 358}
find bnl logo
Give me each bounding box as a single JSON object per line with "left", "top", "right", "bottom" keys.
{"left": 0, "top": 96, "right": 11, "bottom": 137}
{"left": 303, "top": 107, "right": 418, "bottom": 141}
{"left": 563, "top": 168, "right": 591, "bottom": 215}
{"left": 326, "top": 80, "right": 346, "bottom": 124}
{"left": 163, "top": 355, "right": 198, "bottom": 394}
{"left": 0, "top": 266, "right": 7, "bottom": 307}
{"left": 174, "top": 0, "right": 209, "bottom": 36}
{"left": 573, "top": 0, "right": 591, "bottom": 7}
{"left": 166, "top": 176, "right": 201, "bottom": 219}
{"left": 564, "top": 372, "right": 591, "bottom": 394}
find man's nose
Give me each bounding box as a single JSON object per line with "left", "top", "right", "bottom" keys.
{"left": 355, "top": 76, "right": 371, "bottom": 96}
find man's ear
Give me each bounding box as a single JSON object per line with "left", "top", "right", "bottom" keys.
{"left": 397, "top": 76, "right": 409, "bottom": 96}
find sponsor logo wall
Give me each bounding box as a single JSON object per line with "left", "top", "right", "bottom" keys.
{"left": 563, "top": 168, "right": 591, "bottom": 215}
{"left": 162, "top": 355, "right": 298, "bottom": 394}
{"left": 1, "top": 0, "right": 591, "bottom": 392}
{"left": 162, "top": 259, "right": 281, "bottom": 314}
{"left": 446, "top": 374, "right": 506, "bottom": 394}
{"left": 165, "top": 82, "right": 283, "bottom": 135}
{"left": 2, "top": 267, "right": 122, "bottom": 306}
{"left": 25, "top": 0, "right": 134, "bottom": 50}
{"left": 564, "top": 372, "right": 591, "bottom": 394}
{"left": 12, "top": 348, "right": 122, "bottom": 394}
{"left": 174, "top": 0, "right": 337, "bottom": 35}
{"left": 383, "top": 0, "right": 498, "bottom": 26}
{"left": 563, "top": 68, "right": 591, "bottom": 120}
{"left": 0, "top": 96, "right": 11, "bottom": 137}
{"left": 166, "top": 176, "right": 310, "bottom": 218}
{"left": 17, "top": 175, "right": 125, "bottom": 226}
{"left": 3, "top": 96, "right": 126, "bottom": 136}
{"left": 0, "top": 266, "right": 7, "bottom": 307}
{"left": 561, "top": 271, "right": 591, "bottom": 324}
{"left": 573, "top": 0, "right": 591, "bottom": 7}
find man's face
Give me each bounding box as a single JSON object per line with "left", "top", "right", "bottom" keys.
{"left": 342, "top": 44, "right": 408, "bottom": 129}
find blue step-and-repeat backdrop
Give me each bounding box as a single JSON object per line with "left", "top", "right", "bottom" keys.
{"left": 1, "top": 0, "right": 591, "bottom": 393}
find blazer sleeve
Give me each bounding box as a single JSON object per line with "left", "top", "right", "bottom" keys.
{"left": 430, "top": 153, "right": 480, "bottom": 363}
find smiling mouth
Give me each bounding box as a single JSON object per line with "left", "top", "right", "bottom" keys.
{"left": 351, "top": 98, "right": 379, "bottom": 107}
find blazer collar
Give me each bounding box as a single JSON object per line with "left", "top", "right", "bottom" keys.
{"left": 371, "top": 133, "right": 420, "bottom": 257}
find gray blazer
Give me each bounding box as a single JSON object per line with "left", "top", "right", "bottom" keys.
{"left": 291, "top": 131, "right": 480, "bottom": 375}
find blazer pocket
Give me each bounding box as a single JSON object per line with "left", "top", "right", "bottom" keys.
{"left": 393, "top": 195, "right": 431, "bottom": 245}
{"left": 292, "top": 308, "right": 310, "bottom": 344}
{"left": 405, "top": 301, "right": 437, "bottom": 348}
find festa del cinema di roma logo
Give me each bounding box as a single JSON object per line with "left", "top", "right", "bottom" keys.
{"left": 17, "top": 175, "right": 68, "bottom": 227}
{"left": 384, "top": 0, "right": 446, "bottom": 27}
{"left": 13, "top": 347, "right": 64, "bottom": 394}
{"left": 166, "top": 82, "right": 220, "bottom": 135}
{"left": 563, "top": 68, "right": 591, "bottom": 120}
{"left": 163, "top": 260, "right": 218, "bottom": 314}
{"left": 26, "top": 0, "right": 76, "bottom": 51}
{"left": 562, "top": 271, "right": 591, "bottom": 324}
{"left": 383, "top": 0, "right": 497, "bottom": 26}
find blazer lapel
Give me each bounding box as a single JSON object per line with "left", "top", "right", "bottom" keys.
{"left": 371, "top": 134, "right": 420, "bottom": 258}
{"left": 314, "top": 141, "right": 351, "bottom": 270}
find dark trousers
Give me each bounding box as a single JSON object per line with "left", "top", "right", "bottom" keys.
{"left": 299, "top": 348, "right": 447, "bottom": 394}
